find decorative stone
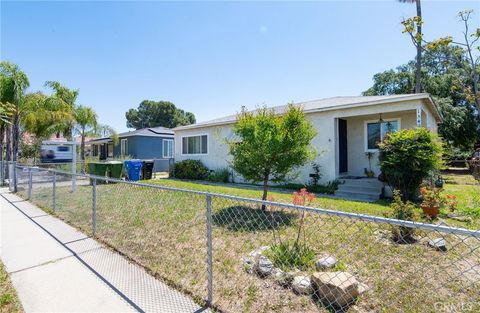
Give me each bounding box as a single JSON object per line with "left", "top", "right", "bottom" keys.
{"left": 255, "top": 256, "right": 274, "bottom": 277}
{"left": 315, "top": 255, "right": 338, "bottom": 270}
{"left": 311, "top": 271, "right": 360, "bottom": 308}
{"left": 428, "top": 238, "right": 447, "bottom": 251}
{"left": 249, "top": 246, "right": 270, "bottom": 259}
{"left": 292, "top": 275, "right": 311, "bottom": 295}
{"left": 272, "top": 268, "right": 286, "bottom": 285}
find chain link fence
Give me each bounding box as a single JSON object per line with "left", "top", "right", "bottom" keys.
{"left": 2, "top": 161, "right": 479, "bottom": 313}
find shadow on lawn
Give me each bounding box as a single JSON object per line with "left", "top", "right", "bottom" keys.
{"left": 212, "top": 205, "right": 296, "bottom": 232}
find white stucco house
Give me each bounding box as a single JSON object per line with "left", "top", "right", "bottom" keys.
{"left": 173, "top": 94, "right": 442, "bottom": 188}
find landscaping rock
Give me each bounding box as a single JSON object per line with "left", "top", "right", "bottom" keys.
{"left": 249, "top": 246, "right": 270, "bottom": 259}
{"left": 428, "top": 238, "right": 447, "bottom": 251}
{"left": 311, "top": 271, "right": 361, "bottom": 308}
{"left": 316, "top": 255, "right": 338, "bottom": 270}
{"left": 272, "top": 268, "right": 287, "bottom": 286}
{"left": 255, "top": 256, "right": 274, "bottom": 277}
{"left": 292, "top": 275, "right": 311, "bottom": 295}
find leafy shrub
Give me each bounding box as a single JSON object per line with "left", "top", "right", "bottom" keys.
{"left": 207, "top": 168, "right": 231, "bottom": 183}
{"left": 266, "top": 241, "right": 316, "bottom": 271}
{"left": 279, "top": 180, "right": 339, "bottom": 194}
{"left": 384, "top": 190, "right": 417, "bottom": 243}
{"left": 379, "top": 128, "right": 443, "bottom": 201}
{"left": 172, "top": 159, "right": 209, "bottom": 180}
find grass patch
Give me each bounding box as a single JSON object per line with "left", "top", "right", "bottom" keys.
{"left": 0, "top": 262, "right": 23, "bottom": 313}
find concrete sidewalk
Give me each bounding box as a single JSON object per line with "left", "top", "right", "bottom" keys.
{"left": 0, "top": 188, "right": 207, "bottom": 313}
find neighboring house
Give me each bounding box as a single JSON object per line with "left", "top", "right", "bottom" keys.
{"left": 88, "top": 126, "right": 174, "bottom": 172}
{"left": 173, "top": 94, "right": 442, "bottom": 185}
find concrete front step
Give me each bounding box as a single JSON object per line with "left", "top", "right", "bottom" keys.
{"left": 338, "top": 178, "right": 383, "bottom": 187}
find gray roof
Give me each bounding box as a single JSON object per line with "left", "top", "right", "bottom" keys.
{"left": 174, "top": 93, "right": 439, "bottom": 131}
{"left": 88, "top": 126, "right": 174, "bottom": 144}
{"left": 117, "top": 126, "right": 174, "bottom": 138}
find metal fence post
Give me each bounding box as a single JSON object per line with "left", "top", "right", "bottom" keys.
{"left": 28, "top": 167, "right": 32, "bottom": 199}
{"left": 206, "top": 194, "right": 213, "bottom": 306}
{"left": 52, "top": 172, "right": 56, "bottom": 211}
{"left": 92, "top": 178, "right": 97, "bottom": 235}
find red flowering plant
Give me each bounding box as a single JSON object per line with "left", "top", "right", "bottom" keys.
{"left": 419, "top": 185, "right": 445, "bottom": 208}
{"left": 267, "top": 188, "right": 317, "bottom": 270}
{"left": 445, "top": 194, "right": 458, "bottom": 212}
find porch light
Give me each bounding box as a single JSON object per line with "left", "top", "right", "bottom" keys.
{"left": 378, "top": 113, "right": 384, "bottom": 124}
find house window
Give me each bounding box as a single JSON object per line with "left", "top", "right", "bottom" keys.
{"left": 365, "top": 119, "right": 400, "bottom": 151}
{"left": 92, "top": 145, "right": 98, "bottom": 157}
{"left": 163, "top": 139, "right": 174, "bottom": 158}
{"left": 182, "top": 135, "right": 208, "bottom": 155}
{"left": 120, "top": 139, "right": 128, "bottom": 156}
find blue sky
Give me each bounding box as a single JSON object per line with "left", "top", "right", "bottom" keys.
{"left": 1, "top": 0, "right": 479, "bottom": 132}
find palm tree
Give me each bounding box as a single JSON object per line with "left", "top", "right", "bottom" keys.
{"left": 22, "top": 92, "right": 73, "bottom": 161}
{"left": 399, "top": 0, "right": 422, "bottom": 93}
{"left": 0, "top": 61, "right": 30, "bottom": 164}
{"left": 74, "top": 105, "right": 97, "bottom": 170}
{"left": 45, "top": 81, "right": 78, "bottom": 140}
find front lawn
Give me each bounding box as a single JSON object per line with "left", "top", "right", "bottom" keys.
{"left": 0, "top": 262, "right": 23, "bottom": 313}
{"left": 19, "top": 173, "right": 480, "bottom": 313}
{"left": 147, "top": 177, "right": 480, "bottom": 230}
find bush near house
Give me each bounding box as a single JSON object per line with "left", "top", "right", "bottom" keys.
{"left": 379, "top": 128, "right": 443, "bottom": 201}
{"left": 171, "top": 159, "right": 209, "bottom": 180}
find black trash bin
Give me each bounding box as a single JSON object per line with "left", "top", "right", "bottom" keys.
{"left": 142, "top": 160, "right": 154, "bottom": 180}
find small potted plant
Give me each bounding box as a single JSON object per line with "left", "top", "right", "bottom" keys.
{"left": 419, "top": 185, "right": 444, "bottom": 218}
{"left": 364, "top": 152, "right": 375, "bottom": 177}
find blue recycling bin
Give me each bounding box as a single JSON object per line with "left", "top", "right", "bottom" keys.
{"left": 124, "top": 160, "right": 143, "bottom": 181}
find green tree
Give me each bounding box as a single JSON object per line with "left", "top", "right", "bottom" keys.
{"left": 399, "top": 0, "right": 423, "bottom": 93}
{"left": 74, "top": 105, "right": 97, "bottom": 169}
{"left": 45, "top": 81, "right": 78, "bottom": 139}
{"left": 94, "top": 124, "right": 118, "bottom": 145}
{"left": 227, "top": 104, "right": 316, "bottom": 207}
{"left": 379, "top": 128, "right": 443, "bottom": 201}
{"left": 22, "top": 92, "right": 73, "bottom": 160}
{"left": 0, "top": 61, "right": 30, "bottom": 164}
{"left": 363, "top": 46, "right": 479, "bottom": 152}
{"left": 125, "top": 100, "right": 195, "bottom": 129}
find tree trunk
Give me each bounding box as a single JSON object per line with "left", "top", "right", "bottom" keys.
{"left": 414, "top": 0, "right": 422, "bottom": 93}
{"left": 5, "top": 124, "right": 11, "bottom": 162}
{"left": 12, "top": 114, "right": 20, "bottom": 162}
{"left": 81, "top": 132, "right": 86, "bottom": 173}
{"left": 261, "top": 172, "right": 270, "bottom": 210}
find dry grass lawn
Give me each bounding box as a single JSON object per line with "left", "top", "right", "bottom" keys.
{"left": 18, "top": 175, "right": 480, "bottom": 313}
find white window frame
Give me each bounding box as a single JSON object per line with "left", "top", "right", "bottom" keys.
{"left": 181, "top": 134, "right": 208, "bottom": 156}
{"left": 120, "top": 139, "right": 128, "bottom": 156}
{"left": 364, "top": 118, "right": 401, "bottom": 152}
{"left": 163, "top": 139, "right": 174, "bottom": 158}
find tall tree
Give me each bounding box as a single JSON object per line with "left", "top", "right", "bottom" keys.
{"left": 399, "top": 0, "right": 423, "bottom": 93}
{"left": 0, "top": 61, "right": 30, "bottom": 163}
{"left": 227, "top": 104, "right": 316, "bottom": 208}
{"left": 22, "top": 92, "right": 73, "bottom": 160}
{"left": 45, "top": 81, "right": 78, "bottom": 139}
{"left": 125, "top": 100, "right": 196, "bottom": 129}
{"left": 74, "top": 105, "right": 97, "bottom": 170}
